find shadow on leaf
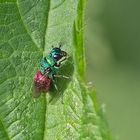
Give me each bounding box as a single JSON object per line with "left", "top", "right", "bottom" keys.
{"left": 48, "top": 56, "right": 74, "bottom": 104}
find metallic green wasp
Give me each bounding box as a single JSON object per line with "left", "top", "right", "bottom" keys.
{"left": 33, "top": 45, "right": 69, "bottom": 97}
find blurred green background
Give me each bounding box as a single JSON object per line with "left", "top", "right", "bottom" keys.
{"left": 86, "top": 0, "right": 140, "bottom": 140}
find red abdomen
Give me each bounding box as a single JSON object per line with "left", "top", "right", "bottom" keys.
{"left": 34, "top": 71, "right": 51, "bottom": 93}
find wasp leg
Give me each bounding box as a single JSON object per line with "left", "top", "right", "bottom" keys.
{"left": 55, "top": 56, "right": 67, "bottom": 67}
{"left": 59, "top": 56, "right": 67, "bottom": 63}
{"left": 52, "top": 78, "right": 64, "bottom": 104}
{"left": 52, "top": 78, "right": 58, "bottom": 91}
{"left": 54, "top": 74, "right": 70, "bottom": 79}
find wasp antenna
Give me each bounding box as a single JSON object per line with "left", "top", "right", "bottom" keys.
{"left": 59, "top": 44, "right": 62, "bottom": 48}
{"left": 59, "top": 42, "right": 63, "bottom": 48}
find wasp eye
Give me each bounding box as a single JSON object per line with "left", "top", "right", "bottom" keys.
{"left": 53, "top": 54, "right": 62, "bottom": 61}
{"left": 53, "top": 54, "right": 59, "bottom": 59}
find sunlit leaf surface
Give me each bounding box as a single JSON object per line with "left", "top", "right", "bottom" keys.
{"left": 0, "top": 0, "right": 111, "bottom": 140}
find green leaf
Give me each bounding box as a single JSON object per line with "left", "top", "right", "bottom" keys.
{"left": 0, "top": 0, "right": 112, "bottom": 140}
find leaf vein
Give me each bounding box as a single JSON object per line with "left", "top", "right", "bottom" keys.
{"left": 16, "top": 0, "right": 39, "bottom": 49}
{"left": 0, "top": 116, "right": 11, "bottom": 140}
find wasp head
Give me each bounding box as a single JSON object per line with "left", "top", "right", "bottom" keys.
{"left": 50, "top": 45, "right": 67, "bottom": 61}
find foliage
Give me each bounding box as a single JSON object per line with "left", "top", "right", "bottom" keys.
{"left": 0, "top": 0, "right": 111, "bottom": 139}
